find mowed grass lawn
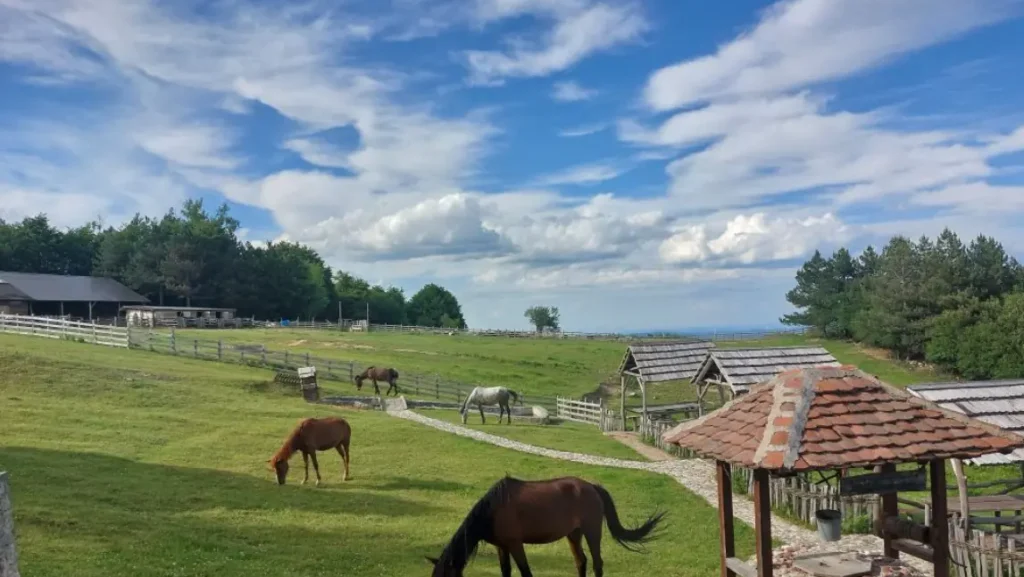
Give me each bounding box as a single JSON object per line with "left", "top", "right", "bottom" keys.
{"left": 0, "top": 334, "right": 755, "bottom": 577}
{"left": 418, "top": 409, "right": 645, "bottom": 461}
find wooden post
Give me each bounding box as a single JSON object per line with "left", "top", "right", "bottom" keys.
{"left": 753, "top": 468, "right": 773, "bottom": 577}
{"left": 0, "top": 471, "right": 21, "bottom": 577}
{"left": 305, "top": 352, "right": 310, "bottom": 366}
{"left": 620, "top": 375, "right": 626, "bottom": 431}
{"left": 876, "top": 463, "right": 899, "bottom": 559}
{"left": 193, "top": 340, "right": 198, "bottom": 358}
{"left": 930, "top": 459, "right": 950, "bottom": 577}
{"left": 261, "top": 345, "right": 267, "bottom": 365}
{"left": 717, "top": 461, "right": 737, "bottom": 577}
{"left": 217, "top": 340, "right": 222, "bottom": 361}
{"left": 950, "top": 458, "right": 970, "bottom": 534}
{"left": 170, "top": 328, "right": 176, "bottom": 354}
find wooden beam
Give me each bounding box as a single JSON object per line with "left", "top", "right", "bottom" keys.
{"left": 930, "top": 460, "right": 950, "bottom": 577}
{"left": 891, "top": 539, "right": 934, "bottom": 563}
{"left": 950, "top": 458, "right": 970, "bottom": 534}
{"left": 725, "top": 557, "right": 757, "bottom": 577}
{"left": 752, "top": 468, "right": 773, "bottom": 577}
{"left": 717, "top": 461, "right": 736, "bottom": 577}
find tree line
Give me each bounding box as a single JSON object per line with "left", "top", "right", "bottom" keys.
{"left": 0, "top": 200, "right": 467, "bottom": 328}
{"left": 782, "top": 229, "right": 1024, "bottom": 379}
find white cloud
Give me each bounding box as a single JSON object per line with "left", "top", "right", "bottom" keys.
{"left": 533, "top": 161, "right": 627, "bottom": 186}
{"left": 464, "top": 2, "right": 647, "bottom": 84}
{"left": 552, "top": 80, "right": 598, "bottom": 102}
{"left": 659, "top": 212, "right": 851, "bottom": 265}
{"left": 558, "top": 123, "right": 607, "bottom": 137}
{"left": 644, "top": 0, "right": 1016, "bottom": 112}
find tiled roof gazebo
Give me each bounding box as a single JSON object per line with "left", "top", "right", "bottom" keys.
{"left": 662, "top": 365, "right": 1024, "bottom": 577}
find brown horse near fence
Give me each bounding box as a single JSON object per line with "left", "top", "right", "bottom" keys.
{"left": 354, "top": 366, "right": 401, "bottom": 397}
{"left": 426, "top": 475, "right": 666, "bottom": 577}
{"left": 267, "top": 416, "right": 351, "bottom": 486}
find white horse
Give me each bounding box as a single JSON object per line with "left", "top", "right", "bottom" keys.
{"left": 461, "top": 386, "right": 520, "bottom": 424}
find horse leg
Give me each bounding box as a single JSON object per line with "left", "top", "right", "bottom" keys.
{"left": 507, "top": 543, "right": 534, "bottom": 577}
{"left": 584, "top": 526, "right": 604, "bottom": 577}
{"left": 309, "top": 451, "right": 322, "bottom": 486}
{"left": 337, "top": 441, "right": 350, "bottom": 481}
{"left": 372, "top": 379, "right": 381, "bottom": 396}
{"left": 301, "top": 451, "right": 310, "bottom": 485}
{"left": 478, "top": 403, "right": 486, "bottom": 425}
{"left": 497, "top": 547, "right": 513, "bottom": 577}
{"left": 567, "top": 529, "right": 587, "bottom": 577}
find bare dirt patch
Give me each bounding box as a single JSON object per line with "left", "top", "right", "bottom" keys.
{"left": 320, "top": 341, "right": 375, "bottom": 351}
{"left": 286, "top": 339, "right": 308, "bottom": 347}
{"left": 394, "top": 348, "right": 439, "bottom": 356}
{"left": 856, "top": 343, "right": 893, "bottom": 361}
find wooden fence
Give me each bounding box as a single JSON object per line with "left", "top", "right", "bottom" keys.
{"left": 129, "top": 330, "right": 559, "bottom": 413}
{"left": 555, "top": 397, "right": 622, "bottom": 430}
{"left": 948, "top": 516, "right": 1024, "bottom": 577}
{"left": 0, "top": 314, "right": 128, "bottom": 348}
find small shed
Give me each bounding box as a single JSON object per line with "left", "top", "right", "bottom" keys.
{"left": 121, "top": 305, "right": 236, "bottom": 328}
{"left": 691, "top": 346, "right": 840, "bottom": 410}
{"left": 617, "top": 340, "right": 716, "bottom": 430}
{"left": 662, "top": 365, "right": 1024, "bottom": 577}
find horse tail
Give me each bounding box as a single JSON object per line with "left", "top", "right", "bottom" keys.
{"left": 593, "top": 483, "right": 666, "bottom": 553}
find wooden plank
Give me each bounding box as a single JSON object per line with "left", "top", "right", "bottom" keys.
{"left": 725, "top": 557, "right": 757, "bottom": 577}
{"left": 753, "top": 469, "right": 773, "bottom": 577}
{"left": 841, "top": 468, "right": 926, "bottom": 496}
{"left": 891, "top": 539, "right": 934, "bottom": 563}
{"left": 931, "top": 460, "right": 950, "bottom": 577}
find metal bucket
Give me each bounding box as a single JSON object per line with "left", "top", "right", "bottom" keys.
{"left": 815, "top": 509, "right": 842, "bottom": 542}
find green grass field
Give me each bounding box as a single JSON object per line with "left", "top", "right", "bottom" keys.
{"left": 418, "top": 409, "right": 645, "bottom": 460}
{"left": 0, "top": 334, "right": 754, "bottom": 576}
{"left": 164, "top": 327, "right": 946, "bottom": 407}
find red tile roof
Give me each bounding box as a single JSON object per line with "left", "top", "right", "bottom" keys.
{"left": 662, "top": 365, "right": 1024, "bottom": 471}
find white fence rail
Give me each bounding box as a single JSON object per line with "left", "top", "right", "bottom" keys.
{"left": 0, "top": 314, "right": 129, "bottom": 348}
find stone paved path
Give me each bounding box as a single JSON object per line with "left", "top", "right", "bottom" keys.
{"left": 390, "top": 408, "right": 934, "bottom": 576}
{"left": 604, "top": 431, "right": 675, "bottom": 461}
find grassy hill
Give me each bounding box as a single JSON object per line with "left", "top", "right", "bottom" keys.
{"left": 0, "top": 334, "right": 755, "bottom": 576}
{"left": 166, "top": 327, "right": 946, "bottom": 405}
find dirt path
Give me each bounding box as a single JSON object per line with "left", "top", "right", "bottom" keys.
{"left": 604, "top": 431, "right": 675, "bottom": 461}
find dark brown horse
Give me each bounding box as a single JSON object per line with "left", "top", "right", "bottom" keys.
{"left": 354, "top": 366, "right": 400, "bottom": 397}
{"left": 427, "top": 475, "right": 665, "bottom": 577}
{"left": 267, "top": 416, "right": 351, "bottom": 486}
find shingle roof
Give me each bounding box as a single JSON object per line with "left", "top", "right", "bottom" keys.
{"left": 907, "top": 379, "right": 1024, "bottom": 465}
{"left": 618, "top": 340, "right": 717, "bottom": 383}
{"left": 663, "top": 365, "right": 1024, "bottom": 472}
{"left": 691, "top": 346, "right": 840, "bottom": 394}
{"left": 0, "top": 271, "right": 148, "bottom": 303}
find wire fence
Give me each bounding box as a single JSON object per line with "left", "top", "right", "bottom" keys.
{"left": 128, "top": 329, "right": 559, "bottom": 413}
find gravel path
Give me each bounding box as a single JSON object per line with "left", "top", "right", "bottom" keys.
{"left": 392, "top": 409, "right": 934, "bottom": 576}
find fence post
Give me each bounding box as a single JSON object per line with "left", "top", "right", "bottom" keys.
{"left": 170, "top": 329, "right": 176, "bottom": 354}
{"left": 217, "top": 340, "right": 223, "bottom": 361}
{"left": 349, "top": 362, "right": 354, "bottom": 381}
{"left": 193, "top": 340, "right": 198, "bottom": 358}
{"left": 326, "top": 360, "right": 333, "bottom": 378}
{"left": 435, "top": 376, "right": 440, "bottom": 400}
{"left": 284, "top": 350, "right": 289, "bottom": 366}
{"left": 92, "top": 322, "right": 97, "bottom": 345}
{"left": 261, "top": 345, "right": 267, "bottom": 365}
{"left": 0, "top": 471, "right": 21, "bottom": 577}
{"left": 305, "top": 352, "right": 310, "bottom": 366}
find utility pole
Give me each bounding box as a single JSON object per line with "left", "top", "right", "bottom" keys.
{"left": 365, "top": 301, "right": 369, "bottom": 327}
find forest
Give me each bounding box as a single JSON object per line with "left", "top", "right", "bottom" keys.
{"left": 0, "top": 200, "right": 467, "bottom": 328}
{"left": 782, "top": 229, "right": 1024, "bottom": 380}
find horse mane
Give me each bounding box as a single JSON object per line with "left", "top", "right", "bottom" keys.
{"left": 435, "top": 475, "right": 520, "bottom": 573}
{"left": 270, "top": 419, "right": 308, "bottom": 463}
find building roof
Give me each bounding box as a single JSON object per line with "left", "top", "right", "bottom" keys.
{"left": 907, "top": 379, "right": 1024, "bottom": 465}
{"left": 0, "top": 281, "right": 30, "bottom": 301}
{"left": 0, "top": 271, "right": 148, "bottom": 303}
{"left": 691, "top": 346, "right": 841, "bottom": 394}
{"left": 618, "top": 340, "right": 717, "bottom": 383}
{"left": 663, "top": 366, "right": 1024, "bottom": 472}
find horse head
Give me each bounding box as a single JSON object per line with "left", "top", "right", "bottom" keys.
{"left": 353, "top": 374, "right": 364, "bottom": 390}
{"left": 268, "top": 457, "right": 289, "bottom": 485}
{"left": 425, "top": 556, "right": 462, "bottom": 577}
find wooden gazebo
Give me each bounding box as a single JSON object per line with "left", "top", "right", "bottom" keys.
{"left": 617, "top": 340, "right": 715, "bottom": 429}
{"left": 662, "top": 365, "right": 1024, "bottom": 577}
{"left": 690, "top": 346, "right": 839, "bottom": 411}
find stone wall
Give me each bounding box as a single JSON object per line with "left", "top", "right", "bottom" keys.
{"left": 0, "top": 472, "right": 20, "bottom": 577}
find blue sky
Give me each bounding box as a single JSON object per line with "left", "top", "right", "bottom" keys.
{"left": 2, "top": 0, "right": 1024, "bottom": 332}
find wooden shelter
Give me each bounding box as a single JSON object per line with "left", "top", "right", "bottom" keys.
{"left": 662, "top": 365, "right": 1024, "bottom": 577}
{"left": 690, "top": 346, "right": 839, "bottom": 410}
{"left": 617, "top": 340, "right": 715, "bottom": 430}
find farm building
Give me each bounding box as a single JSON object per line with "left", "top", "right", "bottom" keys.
{"left": 617, "top": 340, "right": 716, "bottom": 430}
{"left": 691, "top": 346, "right": 840, "bottom": 409}
{"left": 0, "top": 271, "right": 147, "bottom": 319}
{"left": 121, "top": 305, "right": 237, "bottom": 328}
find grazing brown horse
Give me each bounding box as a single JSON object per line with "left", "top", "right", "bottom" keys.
{"left": 267, "top": 417, "right": 351, "bottom": 486}
{"left": 426, "top": 475, "right": 665, "bottom": 577}
{"left": 354, "top": 366, "right": 400, "bottom": 397}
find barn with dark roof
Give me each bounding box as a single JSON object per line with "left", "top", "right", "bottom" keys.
{"left": 0, "top": 271, "right": 148, "bottom": 319}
